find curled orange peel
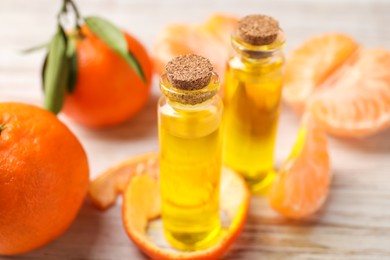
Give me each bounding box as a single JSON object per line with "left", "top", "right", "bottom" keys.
{"left": 88, "top": 152, "right": 159, "bottom": 210}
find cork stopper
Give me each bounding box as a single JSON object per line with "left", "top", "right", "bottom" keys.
{"left": 237, "top": 15, "right": 279, "bottom": 46}
{"left": 165, "top": 90, "right": 218, "bottom": 105}
{"left": 166, "top": 54, "right": 213, "bottom": 91}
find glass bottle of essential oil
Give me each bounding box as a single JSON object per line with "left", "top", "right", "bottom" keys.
{"left": 223, "top": 15, "right": 285, "bottom": 193}
{"left": 158, "top": 54, "right": 223, "bottom": 250}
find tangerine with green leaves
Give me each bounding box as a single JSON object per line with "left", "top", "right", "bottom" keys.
{"left": 40, "top": 0, "right": 153, "bottom": 127}
{"left": 61, "top": 26, "right": 153, "bottom": 128}
{"left": 0, "top": 102, "right": 89, "bottom": 255}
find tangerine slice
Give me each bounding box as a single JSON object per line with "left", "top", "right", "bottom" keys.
{"left": 269, "top": 115, "right": 331, "bottom": 219}
{"left": 283, "top": 33, "right": 359, "bottom": 113}
{"left": 309, "top": 48, "right": 390, "bottom": 137}
{"left": 88, "top": 153, "right": 159, "bottom": 210}
{"left": 153, "top": 14, "right": 238, "bottom": 78}
{"left": 122, "top": 155, "right": 250, "bottom": 259}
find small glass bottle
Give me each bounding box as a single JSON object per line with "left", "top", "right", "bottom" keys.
{"left": 158, "top": 54, "right": 223, "bottom": 250}
{"left": 223, "top": 15, "right": 285, "bottom": 193}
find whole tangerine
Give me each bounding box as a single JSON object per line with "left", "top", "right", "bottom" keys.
{"left": 0, "top": 102, "right": 89, "bottom": 255}
{"left": 62, "top": 26, "right": 153, "bottom": 128}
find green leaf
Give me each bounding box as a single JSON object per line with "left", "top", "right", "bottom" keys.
{"left": 43, "top": 27, "right": 69, "bottom": 114}
{"left": 66, "top": 38, "right": 78, "bottom": 93}
{"left": 42, "top": 39, "right": 78, "bottom": 94}
{"left": 21, "top": 42, "right": 49, "bottom": 54}
{"left": 85, "top": 16, "right": 146, "bottom": 82}
{"left": 0, "top": 123, "right": 5, "bottom": 134}
{"left": 127, "top": 51, "right": 145, "bottom": 82}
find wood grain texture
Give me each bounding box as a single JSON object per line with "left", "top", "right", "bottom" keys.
{"left": 1, "top": 0, "right": 390, "bottom": 259}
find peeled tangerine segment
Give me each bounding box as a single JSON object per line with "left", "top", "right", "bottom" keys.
{"left": 283, "top": 32, "right": 390, "bottom": 138}
{"left": 269, "top": 115, "right": 331, "bottom": 219}
{"left": 283, "top": 33, "right": 359, "bottom": 113}
{"left": 309, "top": 48, "right": 390, "bottom": 137}
{"left": 122, "top": 153, "right": 250, "bottom": 260}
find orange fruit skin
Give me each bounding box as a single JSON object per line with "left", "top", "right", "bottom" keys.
{"left": 0, "top": 103, "right": 89, "bottom": 255}
{"left": 269, "top": 115, "right": 331, "bottom": 219}
{"left": 122, "top": 163, "right": 249, "bottom": 260}
{"left": 89, "top": 153, "right": 159, "bottom": 210}
{"left": 90, "top": 153, "right": 249, "bottom": 259}
{"left": 63, "top": 27, "right": 153, "bottom": 128}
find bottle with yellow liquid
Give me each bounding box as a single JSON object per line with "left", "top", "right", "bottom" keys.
{"left": 158, "top": 54, "right": 223, "bottom": 250}
{"left": 223, "top": 15, "right": 285, "bottom": 193}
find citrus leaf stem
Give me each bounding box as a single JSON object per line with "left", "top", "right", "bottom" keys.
{"left": 22, "top": 0, "right": 82, "bottom": 54}
{"left": 56, "top": 0, "right": 84, "bottom": 36}
{"left": 20, "top": 42, "right": 50, "bottom": 54}
{"left": 65, "top": 0, "right": 83, "bottom": 30}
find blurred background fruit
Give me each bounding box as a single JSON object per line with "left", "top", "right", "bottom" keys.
{"left": 153, "top": 14, "right": 237, "bottom": 79}
{"left": 0, "top": 103, "right": 89, "bottom": 255}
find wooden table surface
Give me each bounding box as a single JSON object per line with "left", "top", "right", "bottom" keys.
{"left": 1, "top": 0, "right": 390, "bottom": 259}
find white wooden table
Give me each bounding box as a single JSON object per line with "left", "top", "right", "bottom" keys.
{"left": 1, "top": 0, "right": 390, "bottom": 259}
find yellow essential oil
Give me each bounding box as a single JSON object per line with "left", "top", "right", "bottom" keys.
{"left": 158, "top": 54, "right": 223, "bottom": 250}
{"left": 223, "top": 15, "right": 285, "bottom": 193}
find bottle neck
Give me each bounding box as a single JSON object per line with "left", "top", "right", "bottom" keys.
{"left": 160, "top": 72, "right": 220, "bottom": 107}
{"left": 231, "top": 30, "right": 286, "bottom": 63}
